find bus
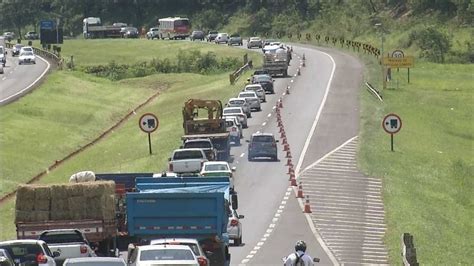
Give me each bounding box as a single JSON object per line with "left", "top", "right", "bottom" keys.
{"left": 157, "top": 17, "right": 190, "bottom": 40}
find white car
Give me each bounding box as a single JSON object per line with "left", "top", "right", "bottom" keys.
{"left": 128, "top": 244, "right": 199, "bottom": 266}
{"left": 238, "top": 91, "right": 261, "bottom": 111}
{"left": 146, "top": 27, "right": 159, "bottom": 39}
{"left": 244, "top": 84, "right": 266, "bottom": 102}
{"left": 215, "top": 33, "right": 229, "bottom": 44}
{"left": 227, "top": 97, "right": 251, "bottom": 118}
{"left": 19, "top": 46, "right": 34, "bottom": 54}
{"left": 149, "top": 238, "right": 209, "bottom": 266}
{"left": 247, "top": 37, "right": 263, "bottom": 49}
{"left": 225, "top": 117, "right": 242, "bottom": 144}
{"left": 223, "top": 107, "right": 247, "bottom": 128}
{"left": 227, "top": 208, "right": 244, "bottom": 246}
{"left": 0, "top": 239, "right": 59, "bottom": 266}
{"left": 200, "top": 161, "right": 236, "bottom": 192}
{"left": 18, "top": 51, "right": 36, "bottom": 65}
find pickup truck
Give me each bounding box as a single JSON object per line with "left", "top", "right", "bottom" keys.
{"left": 182, "top": 138, "right": 217, "bottom": 161}
{"left": 168, "top": 148, "right": 208, "bottom": 174}
{"left": 38, "top": 229, "right": 96, "bottom": 265}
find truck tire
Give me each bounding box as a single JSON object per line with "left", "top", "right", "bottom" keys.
{"left": 283, "top": 69, "right": 288, "bottom": 77}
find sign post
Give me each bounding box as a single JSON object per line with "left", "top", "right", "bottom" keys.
{"left": 139, "top": 113, "right": 159, "bottom": 155}
{"left": 382, "top": 113, "right": 402, "bottom": 151}
{"left": 383, "top": 50, "right": 414, "bottom": 85}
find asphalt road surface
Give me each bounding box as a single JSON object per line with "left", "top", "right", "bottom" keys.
{"left": 0, "top": 48, "right": 49, "bottom": 105}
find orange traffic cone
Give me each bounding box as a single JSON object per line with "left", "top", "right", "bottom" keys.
{"left": 286, "top": 150, "right": 292, "bottom": 158}
{"left": 279, "top": 98, "right": 283, "bottom": 108}
{"left": 280, "top": 130, "right": 286, "bottom": 138}
{"left": 303, "top": 196, "right": 312, "bottom": 213}
{"left": 297, "top": 68, "right": 301, "bottom": 76}
{"left": 286, "top": 86, "right": 290, "bottom": 94}
{"left": 290, "top": 174, "right": 297, "bottom": 186}
{"left": 297, "top": 182, "right": 304, "bottom": 198}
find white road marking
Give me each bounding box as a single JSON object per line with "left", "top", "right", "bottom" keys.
{"left": 262, "top": 122, "right": 266, "bottom": 126}
{"left": 257, "top": 242, "right": 264, "bottom": 246}
{"left": 240, "top": 153, "right": 245, "bottom": 158}
{"left": 1, "top": 77, "right": 6, "bottom": 81}
{"left": 267, "top": 113, "right": 272, "bottom": 117}
{"left": 240, "top": 259, "right": 249, "bottom": 264}
{"left": 293, "top": 50, "right": 340, "bottom": 266}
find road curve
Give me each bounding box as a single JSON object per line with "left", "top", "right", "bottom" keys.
{"left": 0, "top": 48, "right": 50, "bottom": 105}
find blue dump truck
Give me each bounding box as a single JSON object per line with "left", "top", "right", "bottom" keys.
{"left": 104, "top": 175, "right": 235, "bottom": 265}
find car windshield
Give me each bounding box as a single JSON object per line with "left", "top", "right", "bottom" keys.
{"left": 209, "top": 31, "right": 218, "bottom": 34}
{"left": 0, "top": 243, "right": 43, "bottom": 262}
{"left": 229, "top": 99, "right": 245, "bottom": 105}
{"left": 184, "top": 141, "right": 211, "bottom": 149}
{"left": 254, "top": 76, "right": 271, "bottom": 82}
{"left": 239, "top": 93, "right": 256, "bottom": 98}
{"left": 173, "top": 150, "right": 203, "bottom": 160}
{"left": 252, "top": 135, "right": 275, "bottom": 142}
{"left": 15, "top": 45, "right": 23, "bottom": 49}
{"left": 205, "top": 164, "right": 229, "bottom": 171}
{"left": 246, "top": 86, "right": 261, "bottom": 91}
{"left": 140, "top": 249, "right": 194, "bottom": 261}
{"left": 224, "top": 108, "right": 241, "bottom": 114}
{"left": 40, "top": 232, "right": 84, "bottom": 244}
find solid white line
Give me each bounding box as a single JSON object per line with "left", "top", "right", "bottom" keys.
{"left": 293, "top": 50, "right": 340, "bottom": 266}
{"left": 0, "top": 55, "right": 50, "bottom": 104}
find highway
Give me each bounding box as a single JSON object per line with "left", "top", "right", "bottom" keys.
{"left": 2, "top": 39, "right": 388, "bottom": 265}
{"left": 0, "top": 47, "right": 50, "bottom": 105}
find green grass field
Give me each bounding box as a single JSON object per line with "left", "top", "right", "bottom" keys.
{"left": 358, "top": 57, "right": 473, "bottom": 264}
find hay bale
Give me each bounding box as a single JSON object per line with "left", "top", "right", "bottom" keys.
{"left": 66, "top": 183, "right": 84, "bottom": 197}
{"left": 15, "top": 210, "right": 33, "bottom": 223}
{"left": 51, "top": 184, "right": 68, "bottom": 200}
{"left": 34, "top": 199, "right": 50, "bottom": 211}
{"left": 17, "top": 185, "right": 35, "bottom": 200}
{"left": 34, "top": 185, "right": 51, "bottom": 200}
{"left": 51, "top": 199, "right": 69, "bottom": 211}
{"left": 102, "top": 195, "right": 116, "bottom": 220}
{"left": 32, "top": 211, "right": 50, "bottom": 221}
{"left": 83, "top": 181, "right": 115, "bottom": 198}
{"left": 16, "top": 196, "right": 34, "bottom": 211}
{"left": 50, "top": 209, "right": 69, "bottom": 221}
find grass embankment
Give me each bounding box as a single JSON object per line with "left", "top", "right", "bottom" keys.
{"left": 358, "top": 58, "right": 473, "bottom": 264}
{"left": 0, "top": 39, "right": 260, "bottom": 240}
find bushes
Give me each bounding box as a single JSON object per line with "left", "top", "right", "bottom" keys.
{"left": 83, "top": 50, "right": 242, "bottom": 80}
{"left": 408, "top": 26, "right": 451, "bottom": 63}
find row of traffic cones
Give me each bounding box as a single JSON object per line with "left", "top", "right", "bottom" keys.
{"left": 274, "top": 87, "right": 311, "bottom": 213}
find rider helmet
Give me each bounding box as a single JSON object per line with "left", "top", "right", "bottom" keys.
{"left": 295, "top": 240, "right": 307, "bottom": 252}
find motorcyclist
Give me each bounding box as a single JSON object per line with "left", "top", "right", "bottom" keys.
{"left": 283, "top": 240, "right": 316, "bottom": 266}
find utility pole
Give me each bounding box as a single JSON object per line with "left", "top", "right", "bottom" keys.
{"left": 375, "top": 23, "right": 386, "bottom": 89}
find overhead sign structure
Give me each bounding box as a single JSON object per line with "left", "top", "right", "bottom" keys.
{"left": 139, "top": 113, "right": 159, "bottom": 155}
{"left": 383, "top": 56, "right": 414, "bottom": 68}
{"left": 40, "top": 20, "right": 54, "bottom": 30}
{"left": 382, "top": 113, "right": 402, "bottom": 151}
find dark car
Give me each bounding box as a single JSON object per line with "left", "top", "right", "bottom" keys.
{"left": 206, "top": 30, "right": 218, "bottom": 42}
{"left": 24, "top": 31, "right": 39, "bottom": 40}
{"left": 252, "top": 74, "right": 275, "bottom": 94}
{"left": 123, "top": 27, "right": 139, "bottom": 38}
{"left": 228, "top": 34, "right": 242, "bottom": 46}
{"left": 12, "top": 44, "right": 24, "bottom": 56}
{"left": 190, "top": 30, "right": 205, "bottom": 41}
{"left": 247, "top": 133, "right": 278, "bottom": 161}
{"left": 253, "top": 69, "right": 270, "bottom": 76}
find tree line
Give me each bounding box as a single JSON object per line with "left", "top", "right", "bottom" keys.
{"left": 1, "top": 0, "right": 472, "bottom": 37}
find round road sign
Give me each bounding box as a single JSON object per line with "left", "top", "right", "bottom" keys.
{"left": 392, "top": 49, "right": 405, "bottom": 58}
{"left": 382, "top": 113, "right": 402, "bottom": 134}
{"left": 139, "top": 113, "right": 159, "bottom": 133}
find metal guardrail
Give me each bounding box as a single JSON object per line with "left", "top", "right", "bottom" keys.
{"left": 365, "top": 82, "right": 383, "bottom": 102}
{"left": 402, "top": 233, "right": 419, "bottom": 265}
{"left": 229, "top": 63, "right": 251, "bottom": 85}
{"left": 4, "top": 41, "right": 62, "bottom": 68}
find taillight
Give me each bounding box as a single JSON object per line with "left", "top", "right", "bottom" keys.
{"left": 36, "top": 253, "right": 47, "bottom": 264}
{"left": 197, "top": 256, "right": 208, "bottom": 266}
{"left": 230, "top": 219, "right": 239, "bottom": 226}
{"left": 80, "top": 245, "right": 88, "bottom": 254}
{"left": 169, "top": 163, "right": 173, "bottom": 172}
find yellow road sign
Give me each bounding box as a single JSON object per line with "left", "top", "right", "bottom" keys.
{"left": 383, "top": 56, "right": 414, "bottom": 68}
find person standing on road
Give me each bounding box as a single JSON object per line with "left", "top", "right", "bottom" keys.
{"left": 284, "top": 240, "right": 316, "bottom": 266}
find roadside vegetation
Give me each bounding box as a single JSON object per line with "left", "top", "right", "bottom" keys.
{"left": 0, "top": 0, "right": 472, "bottom": 264}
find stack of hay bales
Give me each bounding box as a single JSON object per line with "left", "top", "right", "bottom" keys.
{"left": 16, "top": 181, "right": 115, "bottom": 223}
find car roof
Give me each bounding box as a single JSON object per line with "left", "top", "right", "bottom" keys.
{"left": 224, "top": 107, "right": 243, "bottom": 110}
{"left": 203, "top": 161, "right": 229, "bottom": 166}
{"left": 185, "top": 138, "right": 211, "bottom": 142}
{"left": 245, "top": 84, "right": 263, "bottom": 89}
{"left": 228, "top": 97, "right": 246, "bottom": 102}
{"left": 150, "top": 238, "right": 200, "bottom": 245}
{"left": 0, "top": 239, "right": 45, "bottom": 245}
{"left": 174, "top": 148, "right": 205, "bottom": 152}
{"left": 239, "top": 91, "right": 257, "bottom": 96}
{"left": 64, "top": 257, "right": 126, "bottom": 263}
{"left": 251, "top": 132, "right": 274, "bottom": 137}
{"left": 138, "top": 244, "right": 193, "bottom": 251}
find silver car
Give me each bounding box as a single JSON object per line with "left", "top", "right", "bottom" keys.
{"left": 247, "top": 37, "right": 263, "bottom": 49}
{"left": 238, "top": 91, "right": 261, "bottom": 111}
{"left": 63, "top": 257, "right": 126, "bottom": 265}
{"left": 227, "top": 97, "right": 251, "bottom": 118}
{"left": 244, "top": 84, "right": 266, "bottom": 102}
{"left": 215, "top": 33, "right": 229, "bottom": 44}
{"left": 223, "top": 107, "right": 247, "bottom": 128}
{"left": 227, "top": 208, "right": 244, "bottom": 246}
